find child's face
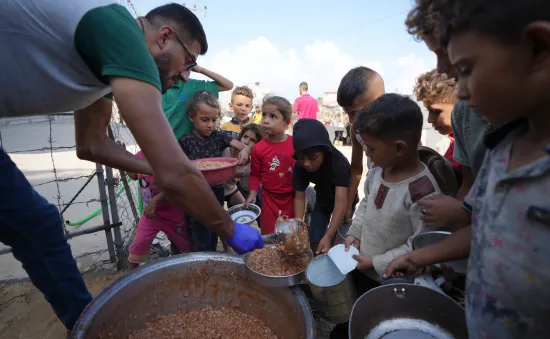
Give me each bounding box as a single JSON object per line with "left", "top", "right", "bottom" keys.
{"left": 298, "top": 151, "right": 324, "bottom": 172}
{"left": 261, "top": 104, "right": 289, "bottom": 137}
{"left": 447, "top": 29, "right": 550, "bottom": 126}
{"left": 229, "top": 95, "right": 253, "bottom": 122}
{"left": 241, "top": 130, "right": 259, "bottom": 148}
{"left": 359, "top": 133, "right": 402, "bottom": 168}
{"left": 190, "top": 103, "right": 220, "bottom": 137}
{"left": 343, "top": 92, "right": 374, "bottom": 123}
{"left": 427, "top": 103, "right": 454, "bottom": 136}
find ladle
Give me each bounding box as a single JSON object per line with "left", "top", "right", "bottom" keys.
{"left": 261, "top": 210, "right": 309, "bottom": 257}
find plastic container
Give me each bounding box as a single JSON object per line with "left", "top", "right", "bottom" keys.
{"left": 192, "top": 157, "right": 237, "bottom": 186}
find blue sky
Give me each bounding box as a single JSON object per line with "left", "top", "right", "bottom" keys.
{"left": 129, "top": 0, "right": 436, "bottom": 104}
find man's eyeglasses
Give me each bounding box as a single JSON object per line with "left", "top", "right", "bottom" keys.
{"left": 173, "top": 33, "right": 197, "bottom": 71}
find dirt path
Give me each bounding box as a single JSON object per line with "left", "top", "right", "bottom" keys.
{"left": 0, "top": 273, "right": 124, "bottom": 339}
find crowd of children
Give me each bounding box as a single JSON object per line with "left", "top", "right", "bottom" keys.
{"left": 122, "top": 0, "right": 550, "bottom": 337}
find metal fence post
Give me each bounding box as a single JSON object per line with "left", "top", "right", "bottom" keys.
{"left": 120, "top": 171, "right": 140, "bottom": 225}
{"left": 96, "top": 163, "right": 116, "bottom": 263}
{"left": 105, "top": 166, "right": 125, "bottom": 269}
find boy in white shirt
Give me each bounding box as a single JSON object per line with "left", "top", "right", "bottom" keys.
{"left": 345, "top": 94, "right": 441, "bottom": 278}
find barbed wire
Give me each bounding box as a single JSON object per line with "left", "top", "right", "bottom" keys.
{"left": 48, "top": 118, "right": 63, "bottom": 212}
{"left": 0, "top": 108, "right": 142, "bottom": 274}
{"left": 34, "top": 173, "right": 94, "bottom": 187}
{"left": 121, "top": 0, "right": 139, "bottom": 16}
{"left": 8, "top": 145, "right": 76, "bottom": 154}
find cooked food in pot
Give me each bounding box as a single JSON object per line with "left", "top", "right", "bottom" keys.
{"left": 247, "top": 246, "right": 310, "bottom": 276}
{"left": 129, "top": 306, "right": 279, "bottom": 339}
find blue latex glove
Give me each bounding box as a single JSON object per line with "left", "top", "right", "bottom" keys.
{"left": 226, "top": 222, "right": 264, "bottom": 254}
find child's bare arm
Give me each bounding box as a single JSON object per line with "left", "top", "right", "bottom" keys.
{"left": 346, "top": 129, "right": 364, "bottom": 223}
{"left": 326, "top": 186, "right": 348, "bottom": 238}
{"left": 143, "top": 192, "right": 164, "bottom": 218}
{"left": 245, "top": 190, "right": 257, "bottom": 206}
{"left": 192, "top": 65, "right": 234, "bottom": 92}
{"left": 230, "top": 140, "right": 251, "bottom": 166}
{"left": 294, "top": 191, "right": 306, "bottom": 220}
{"left": 346, "top": 174, "right": 372, "bottom": 245}
{"left": 229, "top": 139, "right": 247, "bottom": 151}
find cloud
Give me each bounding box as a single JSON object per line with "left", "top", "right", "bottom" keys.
{"left": 198, "top": 36, "right": 433, "bottom": 107}
{"left": 392, "top": 54, "right": 435, "bottom": 95}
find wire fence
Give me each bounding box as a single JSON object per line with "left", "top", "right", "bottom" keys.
{"left": 0, "top": 107, "right": 142, "bottom": 275}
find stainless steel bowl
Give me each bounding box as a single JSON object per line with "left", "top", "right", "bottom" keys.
{"left": 349, "top": 284, "right": 467, "bottom": 339}
{"left": 227, "top": 203, "right": 261, "bottom": 224}
{"left": 72, "top": 253, "right": 316, "bottom": 339}
{"left": 413, "top": 231, "right": 468, "bottom": 275}
{"left": 243, "top": 245, "right": 313, "bottom": 287}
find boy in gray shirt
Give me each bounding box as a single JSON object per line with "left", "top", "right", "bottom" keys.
{"left": 387, "top": 1, "right": 550, "bottom": 337}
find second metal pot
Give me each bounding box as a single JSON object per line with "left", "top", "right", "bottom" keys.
{"left": 243, "top": 244, "right": 313, "bottom": 287}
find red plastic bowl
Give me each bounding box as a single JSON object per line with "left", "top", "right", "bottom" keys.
{"left": 192, "top": 157, "right": 238, "bottom": 186}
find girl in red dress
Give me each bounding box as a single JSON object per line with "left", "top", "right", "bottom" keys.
{"left": 246, "top": 95, "right": 296, "bottom": 234}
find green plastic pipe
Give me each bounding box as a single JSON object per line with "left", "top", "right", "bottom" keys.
{"left": 65, "top": 177, "right": 142, "bottom": 227}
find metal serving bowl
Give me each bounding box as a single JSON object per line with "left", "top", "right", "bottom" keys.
{"left": 413, "top": 231, "right": 468, "bottom": 275}
{"left": 243, "top": 244, "right": 314, "bottom": 288}
{"left": 72, "top": 253, "right": 316, "bottom": 339}
{"left": 227, "top": 203, "right": 261, "bottom": 224}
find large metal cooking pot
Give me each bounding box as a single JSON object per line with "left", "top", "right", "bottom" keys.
{"left": 349, "top": 284, "right": 467, "bottom": 339}
{"left": 413, "top": 231, "right": 468, "bottom": 275}
{"left": 72, "top": 253, "right": 316, "bottom": 339}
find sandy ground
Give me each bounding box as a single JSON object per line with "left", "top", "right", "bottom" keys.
{"left": 0, "top": 272, "right": 125, "bottom": 339}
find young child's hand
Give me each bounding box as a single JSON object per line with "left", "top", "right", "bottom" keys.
{"left": 237, "top": 147, "right": 251, "bottom": 166}
{"left": 245, "top": 191, "right": 257, "bottom": 207}
{"left": 143, "top": 195, "right": 160, "bottom": 218}
{"left": 384, "top": 253, "right": 423, "bottom": 279}
{"left": 316, "top": 235, "right": 333, "bottom": 255}
{"left": 418, "top": 195, "right": 469, "bottom": 228}
{"left": 344, "top": 235, "right": 360, "bottom": 251}
{"left": 352, "top": 255, "right": 373, "bottom": 271}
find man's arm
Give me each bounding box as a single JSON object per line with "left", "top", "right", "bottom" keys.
{"left": 345, "top": 128, "right": 364, "bottom": 222}
{"left": 110, "top": 77, "right": 234, "bottom": 239}
{"left": 74, "top": 98, "right": 153, "bottom": 175}
{"left": 193, "top": 65, "right": 233, "bottom": 92}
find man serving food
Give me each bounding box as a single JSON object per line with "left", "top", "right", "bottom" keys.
{"left": 0, "top": 0, "right": 263, "bottom": 332}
